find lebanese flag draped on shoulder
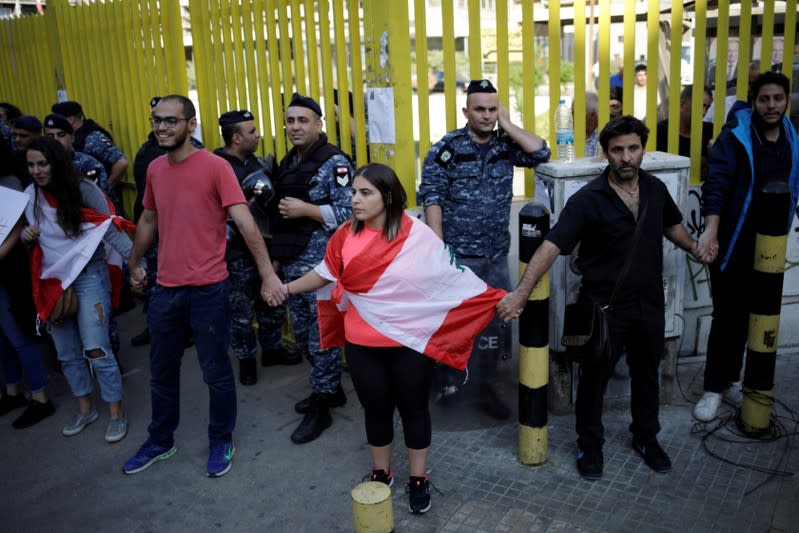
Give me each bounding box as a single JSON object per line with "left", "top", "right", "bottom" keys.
{"left": 315, "top": 213, "right": 507, "bottom": 370}
{"left": 24, "top": 187, "right": 135, "bottom": 322}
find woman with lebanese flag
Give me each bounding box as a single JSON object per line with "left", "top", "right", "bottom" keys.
{"left": 22, "top": 137, "right": 135, "bottom": 443}
{"left": 274, "top": 163, "right": 506, "bottom": 514}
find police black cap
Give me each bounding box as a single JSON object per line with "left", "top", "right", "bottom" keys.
{"left": 51, "top": 100, "right": 83, "bottom": 117}
{"left": 466, "top": 79, "right": 497, "bottom": 95}
{"left": 219, "top": 109, "right": 255, "bottom": 126}
{"left": 13, "top": 115, "right": 42, "bottom": 132}
{"left": 44, "top": 113, "right": 73, "bottom": 133}
{"left": 287, "top": 93, "right": 322, "bottom": 118}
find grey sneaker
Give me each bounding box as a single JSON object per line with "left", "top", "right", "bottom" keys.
{"left": 62, "top": 410, "right": 99, "bottom": 436}
{"left": 105, "top": 417, "right": 128, "bottom": 443}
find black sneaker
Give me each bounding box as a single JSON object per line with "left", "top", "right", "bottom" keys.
{"left": 294, "top": 385, "right": 347, "bottom": 414}
{"left": 261, "top": 346, "right": 302, "bottom": 366}
{"left": 239, "top": 358, "right": 257, "bottom": 386}
{"left": 632, "top": 439, "right": 672, "bottom": 473}
{"left": 407, "top": 475, "right": 431, "bottom": 514}
{"left": 364, "top": 468, "right": 394, "bottom": 487}
{"left": 576, "top": 446, "right": 604, "bottom": 481}
{"left": 0, "top": 393, "right": 28, "bottom": 416}
{"left": 12, "top": 399, "right": 56, "bottom": 429}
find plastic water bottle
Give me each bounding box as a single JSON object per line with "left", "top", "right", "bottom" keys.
{"left": 554, "top": 99, "right": 575, "bottom": 163}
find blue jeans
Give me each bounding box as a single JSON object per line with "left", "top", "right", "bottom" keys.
{"left": 147, "top": 281, "right": 235, "bottom": 446}
{"left": 0, "top": 285, "right": 49, "bottom": 392}
{"left": 48, "top": 262, "right": 122, "bottom": 402}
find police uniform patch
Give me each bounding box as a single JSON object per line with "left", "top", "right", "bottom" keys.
{"left": 435, "top": 146, "right": 453, "bottom": 167}
{"left": 100, "top": 136, "right": 113, "bottom": 147}
{"left": 334, "top": 165, "right": 351, "bottom": 187}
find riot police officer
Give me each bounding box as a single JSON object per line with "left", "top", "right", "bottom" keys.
{"left": 271, "top": 94, "right": 354, "bottom": 444}
{"left": 214, "top": 109, "right": 299, "bottom": 386}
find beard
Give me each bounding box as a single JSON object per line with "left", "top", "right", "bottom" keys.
{"left": 752, "top": 107, "right": 784, "bottom": 132}
{"left": 159, "top": 129, "right": 189, "bottom": 152}
{"left": 609, "top": 161, "right": 638, "bottom": 181}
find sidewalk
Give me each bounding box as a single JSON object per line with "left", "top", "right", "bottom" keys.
{"left": 2, "top": 308, "right": 797, "bottom": 532}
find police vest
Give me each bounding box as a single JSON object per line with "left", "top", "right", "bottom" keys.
{"left": 270, "top": 134, "right": 348, "bottom": 262}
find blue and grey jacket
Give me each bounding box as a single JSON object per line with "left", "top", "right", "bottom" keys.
{"left": 701, "top": 103, "right": 799, "bottom": 271}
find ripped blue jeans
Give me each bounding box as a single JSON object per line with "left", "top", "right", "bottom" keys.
{"left": 48, "top": 262, "right": 123, "bottom": 403}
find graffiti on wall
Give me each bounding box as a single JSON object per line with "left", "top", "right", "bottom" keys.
{"left": 683, "top": 185, "right": 799, "bottom": 310}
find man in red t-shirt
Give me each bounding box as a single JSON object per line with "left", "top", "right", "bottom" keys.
{"left": 122, "top": 95, "right": 283, "bottom": 478}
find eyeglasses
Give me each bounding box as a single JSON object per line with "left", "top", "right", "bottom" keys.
{"left": 149, "top": 116, "right": 189, "bottom": 128}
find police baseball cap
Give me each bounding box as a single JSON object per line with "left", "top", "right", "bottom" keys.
{"left": 219, "top": 110, "right": 254, "bottom": 126}
{"left": 44, "top": 113, "right": 74, "bottom": 134}
{"left": 51, "top": 100, "right": 83, "bottom": 117}
{"left": 466, "top": 79, "right": 497, "bottom": 95}
{"left": 287, "top": 93, "right": 323, "bottom": 118}
{"left": 13, "top": 115, "right": 42, "bottom": 132}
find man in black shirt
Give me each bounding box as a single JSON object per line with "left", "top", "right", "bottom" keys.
{"left": 498, "top": 116, "right": 702, "bottom": 480}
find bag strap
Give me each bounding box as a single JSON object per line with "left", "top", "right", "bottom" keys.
{"left": 606, "top": 188, "right": 649, "bottom": 310}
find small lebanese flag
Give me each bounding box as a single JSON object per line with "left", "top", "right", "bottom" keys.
{"left": 315, "top": 214, "right": 506, "bottom": 370}
{"left": 24, "top": 187, "right": 134, "bottom": 322}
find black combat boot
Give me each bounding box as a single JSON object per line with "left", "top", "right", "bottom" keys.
{"left": 294, "top": 384, "right": 347, "bottom": 414}
{"left": 290, "top": 395, "right": 332, "bottom": 444}
{"left": 239, "top": 358, "right": 257, "bottom": 386}
{"left": 261, "top": 346, "right": 302, "bottom": 366}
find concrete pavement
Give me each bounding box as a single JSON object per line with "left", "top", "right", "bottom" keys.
{"left": 2, "top": 306, "right": 797, "bottom": 532}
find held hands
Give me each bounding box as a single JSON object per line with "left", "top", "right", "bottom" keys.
{"left": 278, "top": 197, "right": 307, "bottom": 219}
{"left": 130, "top": 263, "right": 147, "bottom": 293}
{"left": 496, "top": 289, "right": 528, "bottom": 322}
{"left": 260, "top": 271, "right": 286, "bottom": 306}
{"left": 695, "top": 232, "right": 719, "bottom": 264}
{"left": 21, "top": 226, "right": 40, "bottom": 245}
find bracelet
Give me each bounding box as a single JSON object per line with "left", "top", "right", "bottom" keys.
{"left": 285, "top": 282, "right": 291, "bottom": 295}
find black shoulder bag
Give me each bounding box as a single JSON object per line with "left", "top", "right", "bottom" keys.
{"left": 561, "top": 195, "right": 649, "bottom": 364}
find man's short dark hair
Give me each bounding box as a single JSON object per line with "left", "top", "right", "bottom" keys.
{"left": 599, "top": 115, "right": 649, "bottom": 153}
{"left": 749, "top": 71, "right": 790, "bottom": 102}
{"left": 221, "top": 123, "right": 241, "bottom": 147}
{"left": 159, "top": 94, "right": 196, "bottom": 119}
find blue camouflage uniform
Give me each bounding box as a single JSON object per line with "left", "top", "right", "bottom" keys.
{"left": 0, "top": 121, "right": 15, "bottom": 150}
{"left": 419, "top": 126, "right": 550, "bottom": 381}
{"left": 213, "top": 147, "right": 287, "bottom": 361}
{"left": 75, "top": 126, "right": 126, "bottom": 210}
{"left": 272, "top": 134, "right": 353, "bottom": 394}
{"left": 72, "top": 150, "right": 109, "bottom": 192}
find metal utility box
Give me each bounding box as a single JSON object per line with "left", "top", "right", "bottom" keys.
{"left": 533, "top": 152, "right": 690, "bottom": 402}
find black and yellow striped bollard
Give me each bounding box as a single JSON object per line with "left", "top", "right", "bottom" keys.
{"left": 739, "top": 181, "right": 791, "bottom": 436}
{"left": 518, "top": 203, "right": 550, "bottom": 465}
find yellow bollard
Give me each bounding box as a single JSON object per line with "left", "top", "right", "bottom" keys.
{"left": 517, "top": 203, "right": 550, "bottom": 465}
{"left": 351, "top": 481, "right": 393, "bottom": 533}
{"left": 738, "top": 182, "right": 790, "bottom": 436}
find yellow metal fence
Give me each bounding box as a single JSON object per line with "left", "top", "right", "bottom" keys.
{"left": 1, "top": 0, "right": 797, "bottom": 211}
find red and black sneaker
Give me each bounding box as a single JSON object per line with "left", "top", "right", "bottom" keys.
{"left": 363, "top": 468, "right": 393, "bottom": 487}
{"left": 407, "top": 475, "right": 431, "bottom": 514}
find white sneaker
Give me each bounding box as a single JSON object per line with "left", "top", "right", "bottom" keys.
{"left": 693, "top": 392, "right": 722, "bottom": 421}
{"left": 722, "top": 382, "right": 742, "bottom": 406}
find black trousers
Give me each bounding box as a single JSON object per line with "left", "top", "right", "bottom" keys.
{"left": 703, "top": 256, "right": 752, "bottom": 393}
{"left": 345, "top": 341, "right": 435, "bottom": 449}
{"left": 575, "top": 306, "right": 663, "bottom": 450}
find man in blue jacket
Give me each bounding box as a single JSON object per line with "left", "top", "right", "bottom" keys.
{"left": 694, "top": 72, "right": 799, "bottom": 421}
